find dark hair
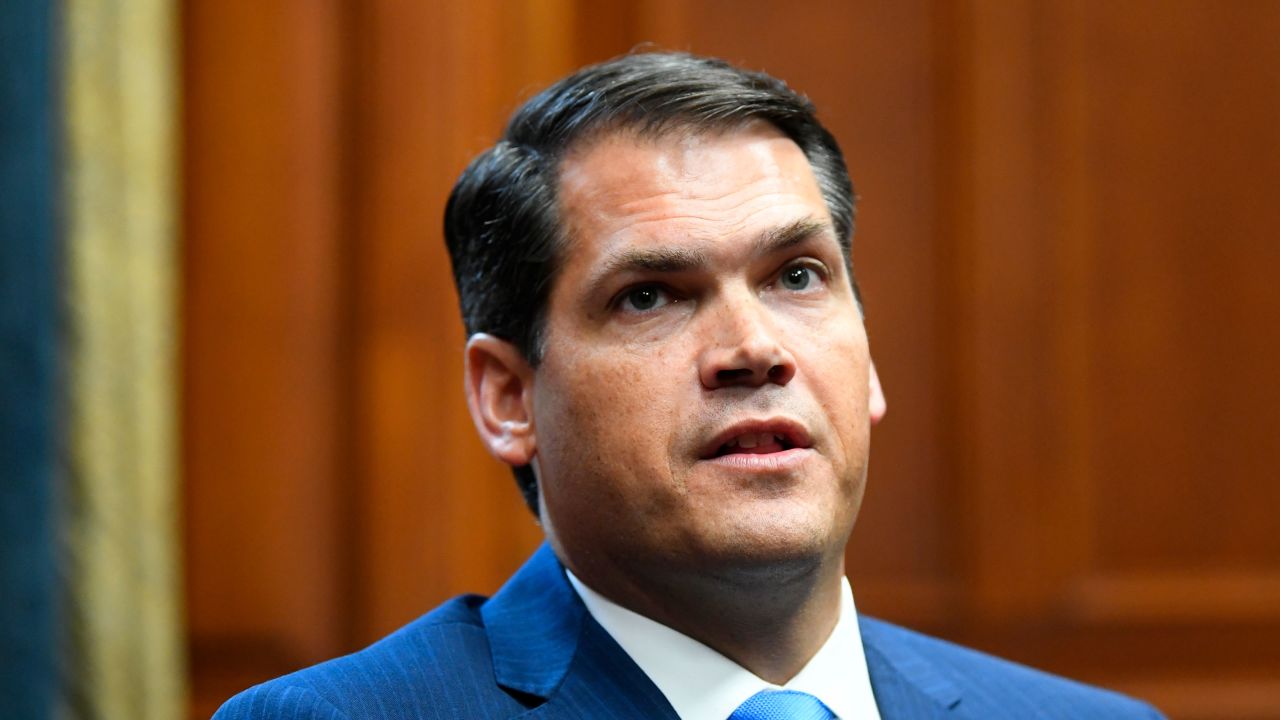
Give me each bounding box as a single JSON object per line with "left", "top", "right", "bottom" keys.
{"left": 444, "top": 51, "right": 858, "bottom": 514}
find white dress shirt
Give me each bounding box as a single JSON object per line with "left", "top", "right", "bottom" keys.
{"left": 566, "top": 571, "right": 883, "bottom": 720}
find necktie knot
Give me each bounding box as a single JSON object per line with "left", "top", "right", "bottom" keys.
{"left": 729, "top": 689, "right": 837, "bottom": 720}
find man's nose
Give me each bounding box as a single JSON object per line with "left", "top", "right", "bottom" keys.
{"left": 698, "top": 296, "right": 797, "bottom": 390}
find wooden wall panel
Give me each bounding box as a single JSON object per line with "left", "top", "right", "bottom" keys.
{"left": 343, "top": 0, "right": 570, "bottom": 645}
{"left": 949, "top": 0, "right": 1097, "bottom": 622}
{"left": 1081, "top": 1, "right": 1280, "bottom": 574}
{"left": 943, "top": 2, "right": 1280, "bottom": 716}
{"left": 183, "top": 1, "right": 348, "bottom": 715}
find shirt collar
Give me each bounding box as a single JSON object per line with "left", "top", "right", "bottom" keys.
{"left": 566, "top": 572, "right": 882, "bottom": 720}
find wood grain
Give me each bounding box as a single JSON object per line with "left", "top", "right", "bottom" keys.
{"left": 184, "top": 2, "right": 1280, "bottom": 717}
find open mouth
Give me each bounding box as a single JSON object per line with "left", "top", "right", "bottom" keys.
{"left": 714, "top": 432, "right": 794, "bottom": 457}
{"left": 701, "top": 419, "right": 812, "bottom": 460}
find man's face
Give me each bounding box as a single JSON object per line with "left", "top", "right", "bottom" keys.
{"left": 531, "top": 123, "right": 872, "bottom": 587}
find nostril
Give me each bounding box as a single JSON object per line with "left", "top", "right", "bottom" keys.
{"left": 767, "top": 364, "right": 787, "bottom": 382}
{"left": 715, "top": 368, "right": 752, "bottom": 385}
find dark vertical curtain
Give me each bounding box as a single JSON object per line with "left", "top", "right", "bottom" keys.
{"left": 0, "top": 0, "right": 58, "bottom": 717}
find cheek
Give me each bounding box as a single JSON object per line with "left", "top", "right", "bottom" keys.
{"left": 801, "top": 322, "right": 871, "bottom": 458}
{"left": 536, "top": 345, "right": 685, "bottom": 492}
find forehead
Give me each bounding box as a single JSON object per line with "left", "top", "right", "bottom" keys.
{"left": 555, "top": 123, "right": 832, "bottom": 258}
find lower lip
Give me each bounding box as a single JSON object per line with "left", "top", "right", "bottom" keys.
{"left": 702, "top": 447, "right": 813, "bottom": 472}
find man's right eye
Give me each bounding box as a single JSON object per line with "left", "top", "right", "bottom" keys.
{"left": 617, "top": 285, "right": 671, "bottom": 313}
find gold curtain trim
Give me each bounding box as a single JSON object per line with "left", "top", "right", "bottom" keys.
{"left": 62, "top": 0, "right": 184, "bottom": 717}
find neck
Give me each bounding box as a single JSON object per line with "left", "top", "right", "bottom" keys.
{"left": 574, "top": 550, "right": 846, "bottom": 685}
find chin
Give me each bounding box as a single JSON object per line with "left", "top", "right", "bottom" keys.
{"left": 692, "top": 512, "right": 847, "bottom": 584}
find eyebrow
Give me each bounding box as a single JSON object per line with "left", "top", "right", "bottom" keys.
{"left": 755, "top": 218, "right": 831, "bottom": 257}
{"left": 593, "top": 217, "right": 832, "bottom": 281}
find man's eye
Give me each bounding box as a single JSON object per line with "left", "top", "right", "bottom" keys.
{"left": 780, "top": 265, "right": 817, "bottom": 291}
{"left": 619, "top": 286, "right": 669, "bottom": 312}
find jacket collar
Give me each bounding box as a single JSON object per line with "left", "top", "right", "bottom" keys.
{"left": 480, "top": 543, "right": 679, "bottom": 718}
{"left": 860, "top": 617, "right": 963, "bottom": 717}
{"left": 482, "top": 544, "right": 963, "bottom": 718}
{"left": 480, "top": 543, "right": 586, "bottom": 698}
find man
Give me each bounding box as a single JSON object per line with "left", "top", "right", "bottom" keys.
{"left": 216, "top": 52, "right": 1163, "bottom": 719}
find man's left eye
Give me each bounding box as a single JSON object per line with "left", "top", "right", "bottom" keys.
{"left": 780, "top": 265, "right": 816, "bottom": 291}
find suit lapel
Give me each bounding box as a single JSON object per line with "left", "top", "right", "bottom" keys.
{"left": 482, "top": 544, "right": 679, "bottom": 719}
{"left": 518, "top": 616, "right": 681, "bottom": 719}
{"left": 860, "top": 618, "right": 962, "bottom": 720}
{"left": 485, "top": 547, "right": 965, "bottom": 720}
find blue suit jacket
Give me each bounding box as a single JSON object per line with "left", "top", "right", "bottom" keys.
{"left": 215, "top": 544, "right": 1163, "bottom": 719}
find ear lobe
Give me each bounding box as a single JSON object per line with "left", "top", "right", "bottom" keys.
{"left": 464, "top": 333, "right": 537, "bottom": 467}
{"left": 869, "top": 360, "right": 887, "bottom": 426}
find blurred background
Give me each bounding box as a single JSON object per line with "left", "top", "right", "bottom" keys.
{"left": 3, "top": 1, "right": 1279, "bottom": 718}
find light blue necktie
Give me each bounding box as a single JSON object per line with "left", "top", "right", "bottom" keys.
{"left": 729, "top": 689, "right": 837, "bottom": 720}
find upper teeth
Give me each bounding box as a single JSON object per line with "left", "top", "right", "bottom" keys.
{"left": 727, "top": 433, "right": 783, "bottom": 449}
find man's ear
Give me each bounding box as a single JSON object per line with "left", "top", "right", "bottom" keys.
{"left": 869, "top": 360, "right": 887, "bottom": 426}
{"left": 464, "top": 333, "right": 537, "bottom": 467}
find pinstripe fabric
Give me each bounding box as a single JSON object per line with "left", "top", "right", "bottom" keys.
{"left": 215, "top": 544, "right": 1165, "bottom": 719}
{"left": 858, "top": 620, "right": 1165, "bottom": 720}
